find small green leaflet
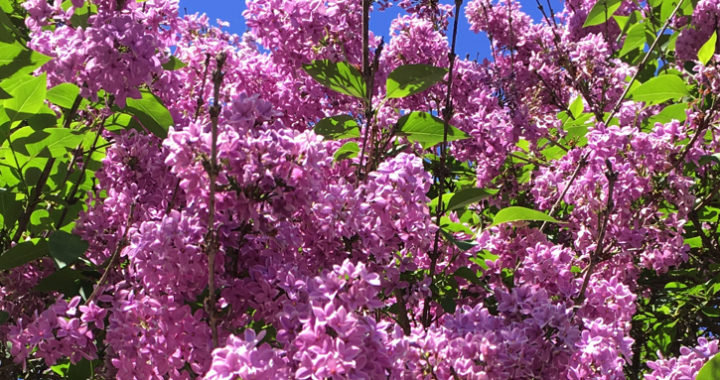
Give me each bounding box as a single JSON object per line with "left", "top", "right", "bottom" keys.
{"left": 490, "top": 206, "right": 561, "bottom": 227}
{"left": 162, "top": 56, "right": 188, "bottom": 70}
{"left": 302, "top": 60, "right": 366, "bottom": 99}
{"left": 398, "top": 111, "right": 469, "bottom": 149}
{"left": 697, "top": 352, "right": 720, "bottom": 380}
{"left": 333, "top": 141, "right": 359, "bottom": 161}
{"left": 314, "top": 115, "right": 360, "bottom": 140}
{"left": 630, "top": 74, "right": 689, "bottom": 105}
{"left": 0, "top": 239, "right": 49, "bottom": 270}
{"left": 446, "top": 188, "right": 498, "bottom": 212}
{"left": 584, "top": 0, "right": 622, "bottom": 27}
{"left": 48, "top": 230, "right": 89, "bottom": 269}
{"left": 385, "top": 64, "right": 446, "bottom": 99}
{"left": 698, "top": 31, "right": 717, "bottom": 65}
{"left": 125, "top": 89, "right": 174, "bottom": 138}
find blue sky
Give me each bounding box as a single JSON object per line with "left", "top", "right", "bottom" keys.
{"left": 178, "top": 0, "right": 563, "bottom": 60}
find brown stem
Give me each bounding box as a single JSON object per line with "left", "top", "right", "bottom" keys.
{"left": 194, "top": 54, "right": 212, "bottom": 122}
{"left": 205, "top": 53, "right": 227, "bottom": 348}
{"left": 422, "top": 0, "right": 463, "bottom": 328}
{"left": 86, "top": 203, "right": 135, "bottom": 304}
{"left": 605, "top": 0, "right": 685, "bottom": 125}
{"left": 12, "top": 158, "right": 54, "bottom": 243}
{"left": 540, "top": 153, "right": 588, "bottom": 232}
{"left": 356, "top": 0, "right": 373, "bottom": 180}
{"left": 575, "top": 160, "right": 616, "bottom": 306}
{"left": 55, "top": 121, "right": 107, "bottom": 229}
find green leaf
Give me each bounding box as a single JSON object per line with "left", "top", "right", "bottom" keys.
{"left": 630, "top": 74, "right": 689, "bottom": 105}
{"left": 646, "top": 102, "right": 687, "bottom": 125}
{"left": 446, "top": 188, "right": 498, "bottom": 212}
{"left": 67, "top": 359, "right": 93, "bottom": 380}
{"left": 0, "top": 239, "right": 49, "bottom": 270}
{"left": 162, "top": 55, "right": 187, "bottom": 70}
{"left": 48, "top": 230, "right": 88, "bottom": 269}
{"left": 333, "top": 141, "right": 359, "bottom": 161}
{"left": 4, "top": 73, "right": 47, "bottom": 123}
{"left": 0, "top": 45, "right": 51, "bottom": 81}
{"left": 453, "top": 267, "right": 480, "bottom": 285}
{"left": 302, "top": 60, "right": 366, "bottom": 99}
{"left": 613, "top": 15, "right": 630, "bottom": 31}
{"left": 697, "top": 353, "right": 720, "bottom": 380}
{"left": 24, "top": 128, "right": 84, "bottom": 158}
{"left": 684, "top": 236, "right": 702, "bottom": 248}
{"left": 0, "top": 41, "right": 23, "bottom": 66}
{"left": 314, "top": 115, "right": 360, "bottom": 140}
{"left": 619, "top": 23, "right": 648, "bottom": 57}
{"left": 398, "top": 111, "right": 469, "bottom": 149}
{"left": 47, "top": 83, "right": 80, "bottom": 109}
{"left": 0, "top": 188, "right": 21, "bottom": 228}
{"left": 385, "top": 64, "right": 446, "bottom": 99}
{"left": 124, "top": 89, "right": 174, "bottom": 138}
{"left": 568, "top": 95, "right": 584, "bottom": 118}
{"left": 490, "top": 206, "right": 561, "bottom": 227}
{"left": 34, "top": 267, "right": 89, "bottom": 294}
{"left": 584, "top": 0, "right": 622, "bottom": 27}
{"left": 698, "top": 31, "right": 717, "bottom": 65}
{"left": 0, "top": 310, "right": 8, "bottom": 324}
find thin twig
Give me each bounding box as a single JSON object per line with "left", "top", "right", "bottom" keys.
{"left": 86, "top": 202, "right": 135, "bottom": 304}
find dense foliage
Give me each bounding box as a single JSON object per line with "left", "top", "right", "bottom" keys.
{"left": 1, "top": 0, "right": 720, "bottom": 378}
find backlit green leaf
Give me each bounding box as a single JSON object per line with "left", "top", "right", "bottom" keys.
{"left": 398, "top": 111, "right": 469, "bottom": 149}
{"left": 698, "top": 31, "right": 717, "bottom": 65}
{"left": 490, "top": 206, "right": 561, "bottom": 227}
{"left": 584, "top": 0, "right": 622, "bottom": 27}
{"left": 630, "top": 74, "right": 689, "bottom": 105}
{"left": 124, "top": 89, "right": 174, "bottom": 138}
{"left": 303, "top": 60, "right": 366, "bottom": 99}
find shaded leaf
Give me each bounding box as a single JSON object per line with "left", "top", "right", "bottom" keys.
{"left": 0, "top": 239, "right": 48, "bottom": 270}
{"left": 385, "top": 64, "right": 446, "bottom": 99}
{"left": 447, "top": 187, "right": 498, "bottom": 212}
{"left": 315, "top": 115, "right": 359, "bottom": 140}
{"left": 48, "top": 230, "right": 88, "bottom": 269}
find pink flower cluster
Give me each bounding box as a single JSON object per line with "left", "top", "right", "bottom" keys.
{"left": 3, "top": 0, "right": 719, "bottom": 378}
